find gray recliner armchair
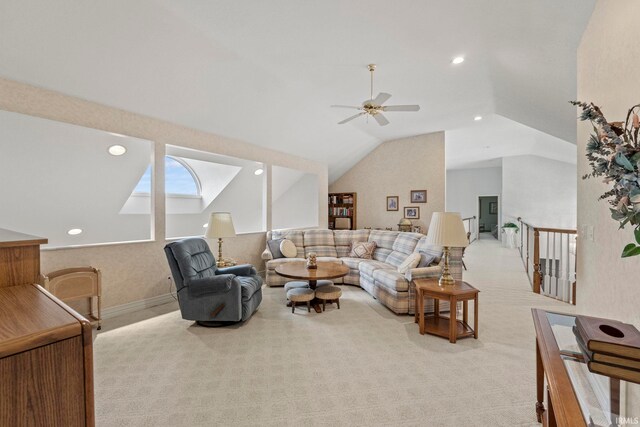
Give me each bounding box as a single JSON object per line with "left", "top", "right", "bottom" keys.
{"left": 164, "top": 237, "right": 263, "bottom": 326}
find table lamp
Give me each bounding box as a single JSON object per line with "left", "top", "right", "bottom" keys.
{"left": 425, "top": 212, "right": 469, "bottom": 286}
{"left": 205, "top": 212, "right": 236, "bottom": 267}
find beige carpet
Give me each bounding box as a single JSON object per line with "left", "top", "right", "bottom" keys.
{"left": 94, "top": 235, "right": 573, "bottom": 426}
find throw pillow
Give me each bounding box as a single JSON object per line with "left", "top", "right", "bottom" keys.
{"left": 417, "top": 252, "right": 438, "bottom": 268}
{"left": 349, "top": 241, "right": 376, "bottom": 259}
{"left": 280, "top": 239, "right": 298, "bottom": 258}
{"left": 397, "top": 252, "right": 422, "bottom": 274}
{"left": 267, "top": 239, "right": 285, "bottom": 259}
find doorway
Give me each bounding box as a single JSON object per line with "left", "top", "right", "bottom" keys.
{"left": 478, "top": 196, "right": 499, "bottom": 239}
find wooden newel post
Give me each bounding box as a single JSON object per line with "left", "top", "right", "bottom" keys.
{"left": 533, "top": 228, "right": 541, "bottom": 294}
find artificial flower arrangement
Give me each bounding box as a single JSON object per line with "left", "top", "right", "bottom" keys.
{"left": 572, "top": 101, "right": 640, "bottom": 257}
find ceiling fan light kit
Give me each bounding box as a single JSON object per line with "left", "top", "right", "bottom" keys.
{"left": 331, "top": 64, "right": 420, "bottom": 126}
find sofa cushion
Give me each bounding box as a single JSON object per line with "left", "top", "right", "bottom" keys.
{"left": 414, "top": 236, "right": 443, "bottom": 262}
{"left": 270, "top": 230, "right": 305, "bottom": 258}
{"left": 334, "top": 229, "right": 370, "bottom": 257}
{"left": 368, "top": 230, "right": 399, "bottom": 250}
{"left": 373, "top": 247, "right": 392, "bottom": 263}
{"left": 350, "top": 241, "right": 376, "bottom": 259}
{"left": 267, "top": 238, "right": 285, "bottom": 259}
{"left": 392, "top": 232, "right": 422, "bottom": 254}
{"left": 316, "top": 257, "right": 342, "bottom": 265}
{"left": 373, "top": 269, "right": 410, "bottom": 292}
{"left": 340, "top": 257, "right": 365, "bottom": 270}
{"left": 397, "top": 252, "right": 421, "bottom": 274}
{"left": 303, "top": 229, "right": 338, "bottom": 257}
{"left": 359, "top": 259, "right": 394, "bottom": 278}
{"left": 280, "top": 239, "right": 298, "bottom": 258}
{"left": 417, "top": 252, "right": 438, "bottom": 268}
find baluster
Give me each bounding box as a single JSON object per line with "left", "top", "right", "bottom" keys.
{"left": 533, "top": 228, "right": 541, "bottom": 294}
{"left": 552, "top": 232, "right": 557, "bottom": 299}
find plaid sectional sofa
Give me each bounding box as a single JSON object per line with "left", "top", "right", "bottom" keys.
{"left": 262, "top": 229, "right": 463, "bottom": 315}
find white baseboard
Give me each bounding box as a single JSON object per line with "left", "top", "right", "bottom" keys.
{"left": 102, "top": 293, "right": 177, "bottom": 320}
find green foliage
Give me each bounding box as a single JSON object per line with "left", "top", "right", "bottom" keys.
{"left": 573, "top": 100, "right": 640, "bottom": 258}
{"left": 502, "top": 222, "right": 519, "bottom": 231}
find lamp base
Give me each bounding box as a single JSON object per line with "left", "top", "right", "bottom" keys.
{"left": 438, "top": 246, "right": 456, "bottom": 287}
{"left": 438, "top": 272, "right": 456, "bottom": 287}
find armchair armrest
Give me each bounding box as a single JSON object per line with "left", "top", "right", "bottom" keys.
{"left": 216, "top": 264, "right": 257, "bottom": 277}
{"left": 405, "top": 265, "right": 442, "bottom": 281}
{"left": 261, "top": 247, "right": 273, "bottom": 261}
{"left": 185, "top": 275, "right": 236, "bottom": 297}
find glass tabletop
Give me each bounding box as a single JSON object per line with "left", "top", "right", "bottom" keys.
{"left": 545, "top": 312, "right": 640, "bottom": 426}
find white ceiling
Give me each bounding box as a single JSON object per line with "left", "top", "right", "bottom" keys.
{"left": 0, "top": 0, "right": 594, "bottom": 182}
{"left": 446, "top": 114, "right": 577, "bottom": 170}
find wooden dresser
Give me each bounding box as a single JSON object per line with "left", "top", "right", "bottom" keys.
{"left": 0, "top": 228, "right": 48, "bottom": 288}
{"left": 0, "top": 230, "right": 95, "bottom": 426}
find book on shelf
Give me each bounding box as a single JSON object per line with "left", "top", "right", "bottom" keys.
{"left": 575, "top": 315, "right": 640, "bottom": 360}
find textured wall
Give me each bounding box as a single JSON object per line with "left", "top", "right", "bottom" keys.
{"left": 330, "top": 133, "right": 445, "bottom": 232}
{"left": 577, "top": 1, "right": 640, "bottom": 328}
{"left": 0, "top": 78, "right": 327, "bottom": 309}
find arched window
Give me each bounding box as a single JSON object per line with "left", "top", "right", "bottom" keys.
{"left": 133, "top": 156, "right": 201, "bottom": 196}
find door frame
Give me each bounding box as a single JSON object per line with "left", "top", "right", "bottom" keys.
{"left": 477, "top": 194, "right": 500, "bottom": 240}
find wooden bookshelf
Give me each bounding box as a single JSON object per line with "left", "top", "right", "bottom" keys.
{"left": 328, "top": 192, "right": 357, "bottom": 230}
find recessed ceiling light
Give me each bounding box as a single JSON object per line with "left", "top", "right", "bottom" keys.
{"left": 108, "top": 145, "right": 127, "bottom": 156}
{"left": 254, "top": 168, "right": 264, "bottom": 176}
{"left": 451, "top": 56, "right": 465, "bottom": 65}
{"left": 203, "top": 223, "right": 208, "bottom": 228}
{"left": 67, "top": 228, "right": 83, "bottom": 235}
{"left": 474, "top": 116, "right": 483, "bottom": 121}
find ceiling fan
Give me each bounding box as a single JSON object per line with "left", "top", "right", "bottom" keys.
{"left": 331, "top": 64, "right": 420, "bottom": 126}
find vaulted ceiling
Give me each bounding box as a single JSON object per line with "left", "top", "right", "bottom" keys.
{"left": 0, "top": 1, "right": 595, "bottom": 181}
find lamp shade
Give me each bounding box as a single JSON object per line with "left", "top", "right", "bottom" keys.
{"left": 425, "top": 212, "right": 468, "bottom": 248}
{"left": 204, "top": 212, "right": 236, "bottom": 238}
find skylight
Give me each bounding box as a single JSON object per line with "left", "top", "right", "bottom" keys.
{"left": 133, "top": 156, "right": 200, "bottom": 196}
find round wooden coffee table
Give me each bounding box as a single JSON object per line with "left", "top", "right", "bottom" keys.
{"left": 275, "top": 262, "right": 348, "bottom": 313}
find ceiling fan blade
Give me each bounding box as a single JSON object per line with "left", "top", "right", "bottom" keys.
{"left": 331, "top": 105, "right": 362, "bottom": 109}
{"left": 338, "top": 112, "right": 366, "bottom": 125}
{"left": 371, "top": 92, "right": 392, "bottom": 106}
{"left": 382, "top": 105, "right": 421, "bottom": 112}
{"left": 373, "top": 113, "right": 390, "bottom": 126}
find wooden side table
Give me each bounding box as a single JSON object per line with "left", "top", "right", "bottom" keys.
{"left": 413, "top": 278, "right": 479, "bottom": 343}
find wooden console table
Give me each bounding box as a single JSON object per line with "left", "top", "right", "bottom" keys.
{"left": 532, "top": 309, "right": 640, "bottom": 427}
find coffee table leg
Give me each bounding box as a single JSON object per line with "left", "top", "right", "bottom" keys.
{"left": 463, "top": 300, "right": 468, "bottom": 325}
{"left": 449, "top": 297, "right": 457, "bottom": 343}
{"left": 308, "top": 280, "right": 322, "bottom": 314}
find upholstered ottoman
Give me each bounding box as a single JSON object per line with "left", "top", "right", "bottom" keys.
{"left": 315, "top": 285, "right": 342, "bottom": 311}
{"left": 286, "top": 288, "right": 315, "bottom": 313}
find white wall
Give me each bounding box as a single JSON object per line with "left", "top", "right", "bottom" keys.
{"left": 577, "top": 0, "right": 640, "bottom": 330}
{"left": 272, "top": 170, "right": 319, "bottom": 230}
{"left": 502, "top": 155, "right": 577, "bottom": 229}
{"left": 0, "top": 77, "right": 328, "bottom": 309}
{"left": 0, "top": 110, "right": 154, "bottom": 247}
{"left": 446, "top": 167, "right": 502, "bottom": 221}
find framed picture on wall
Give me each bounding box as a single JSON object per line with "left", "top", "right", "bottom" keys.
{"left": 489, "top": 202, "right": 497, "bottom": 214}
{"left": 387, "top": 196, "right": 399, "bottom": 211}
{"left": 410, "top": 190, "right": 427, "bottom": 203}
{"left": 404, "top": 206, "right": 420, "bottom": 219}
